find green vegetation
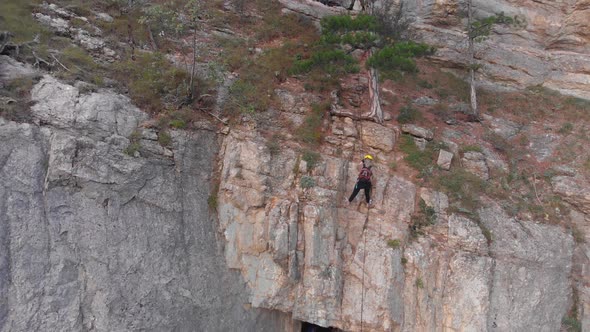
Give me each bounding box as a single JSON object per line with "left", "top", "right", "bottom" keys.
{"left": 562, "top": 316, "right": 581, "bottom": 332}
{"left": 397, "top": 105, "right": 421, "bottom": 124}
{"left": 124, "top": 130, "right": 142, "bottom": 156}
{"left": 225, "top": 41, "right": 303, "bottom": 114}
{"left": 389, "top": 162, "right": 398, "bottom": 171}
{"left": 208, "top": 192, "right": 218, "bottom": 211}
{"left": 558, "top": 122, "right": 574, "bottom": 135}
{"left": 290, "top": 49, "right": 359, "bottom": 76}
{"left": 417, "top": 79, "right": 433, "bottom": 89}
{"left": 410, "top": 199, "right": 437, "bottom": 238}
{"left": 401, "top": 257, "right": 408, "bottom": 265}
{"left": 435, "top": 169, "right": 487, "bottom": 213}
{"left": 366, "top": 41, "right": 435, "bottom": 73}
{"left": 461, "top": 145, "right": 483, "bottom": 153}
{"left": 266, "top": 139, "right": 280, "bottom": 156}
{"left": 292, "top": 13, "right": 433, "bottom": 90}
{"left": 300, "top": 175, "right": 316, "bottom": 189}
{"left": 302, "top": 150, "right": 321, "bottom": 170}
{"left": 399, "top": 135, "right": 439, "bottom": 178}
{"left": 169, "top": 119, "right": 187, "bottom": 129}
{"left": 58, "top": 46, "right": 103, "bottom": 82}
{"left": 297, "top": 103, "right": 329, "bottom": 146}
{"left": 572, "top": 226, "right": 585, "bottom": 244}
{"left": 158, "top": 131, "right": 172, "bottom": 146}
{"left": 415, "top": 277, "right": 424, "bottom": 289}
{"left": 113, "top": 52, "right": 188, "bottom": 113}
{"left": 0, "top": 0, "right": 48, "bottom": 43}
{"left": 387, "top": 239, "right": 401, "bottom": 249}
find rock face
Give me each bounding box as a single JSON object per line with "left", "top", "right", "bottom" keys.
{"left": 0, "top": 62, "right": 295, "bottom": 331}
{"left": 281, "top": 0, "right": 590, "bottom": 99}
{"left": 217, "top": 123, "right": 575, "bottom": 331}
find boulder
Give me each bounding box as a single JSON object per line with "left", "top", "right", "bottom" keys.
{"left": 483, "top": 114, "right": 522, "bottom": 139}
{"left": 528, "top": 133, "right": 559, "bottom": 162}
{"left": 359, "top": 121, "right": 397, "bottom": 152}
{"left": 462, "top": 151, "right": 489, "bottom": 180}
{"left": 0, "top": 55, "right": 36, "bottom": 81}
{"left": 402, "top": 124, "right": 434, "bottom": 140}
{"left": 437, "top": 149, "right": 453, "bottom": 170}
{"left": 95, "top": 13, "right": 114, "bottom": 23}
{"left": 413, "top": 96, "right": 438, "bottom": 106}
{"left": 551, "top": 176, "right": 590, "bottom": 214}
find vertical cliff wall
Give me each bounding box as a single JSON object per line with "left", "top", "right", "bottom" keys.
{"left": 0, "top": 61, "right": 296, "bottom": 331}
{"left": 216, "top": 121, "right": 574, "bottom": 331}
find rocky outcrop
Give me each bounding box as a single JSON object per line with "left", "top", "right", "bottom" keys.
{"left": 280, "top": 0, "right": 590, "bottom": 99}
{"left": 0, "top": 60, "right": 295, "bottom": 331}
{"left": 462, "top": 151, "right": 490, "bottom": 180}
{"left": 217, "top": 122, "right": 575, "bottom": 330}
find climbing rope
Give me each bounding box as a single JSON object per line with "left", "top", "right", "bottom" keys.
{"left": 360, "top": 210, "right": 369, "bottom": 332}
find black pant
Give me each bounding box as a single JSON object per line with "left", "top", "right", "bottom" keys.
{"left": 348, "top": 180, "right": 371, "bottom": 203}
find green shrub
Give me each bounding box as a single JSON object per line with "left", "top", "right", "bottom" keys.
{"left": 0, "top": 0, "right": 49, "bottom": 43}
{"left": 60, "top": 45, "right": 98, "bottom": 70}
{"left": 410, "top": 199, "right": 437, "bottom": 238}
{"left": 158, "top": 131, "right": 172, "bottom": 146}
{"left": 226, "top": 42, "right": 300, "bottom": 115}
{"left": 562, "top": 316, "right": 581, "bottom": 332}
{"left": 558, "top": 122, "right": 574, "bottom": 135}
{"left": 320, "top": 14, "right": 378, "bottom": 34}
{"left": 387, "top": 239, "right": 401, "bottom": 249}
{"left": 300, "top": 175, "right": 316, "bottom": 189}
{"left": 401, "top": 257, "right": 408, "bottom": 265}
{"left": 435, "top": 169, "right": 487, "bottom": 213}
{"left": 266, "top": 140, "right": 280, "bottom": 156}
{"left": 124, "top": 142, "right": 141, "bottom": 156}
{"left": 291, "top": 49, "right": 358, "bottom": 76}
{"left": 418, "top": 79, "right": 433, "bottom": 89}
{"left": 461, "top": 145, "right": 483, "bottom": 153}
{"left": 207, "top": 194, "right": 218, "bottom": 210}
{"left": 366, "top": 41, "right": 436, "bottom": 73}
{"left": 113, "top": 52, "right": 189, "bottom": 113}
{"left": 397, "top": 105, "right": 421, "bottom": 124}
{"left": 399, "top": 135, "right": 435, "bottom": 175}
{"left": 415, "top": 277, "right": 424, "bottom": 289}
{"left": 302, "top": 150, "right": 321, "bottom": 170}
{"left": 169, "top": 119, "right": 187, "bottom": 129}
{"left": 297, "top": 103, "right": 328, "bottom": 145}
{"left": 572, "top": 227, "right": 585, "bottom": 244}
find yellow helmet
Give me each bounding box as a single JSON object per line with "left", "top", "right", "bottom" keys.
{"left": 364, "top": 154, "right": 373, "bottom": 160}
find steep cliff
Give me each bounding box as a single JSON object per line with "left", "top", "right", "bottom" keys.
{"left": 0, "top": 60, "right": 296, "bottom": 331}
{"left": 2, "top": 0, "right": 590, "bottom": 331}
{"left": 216, "top": 121, "right": 575, "bottom": 331}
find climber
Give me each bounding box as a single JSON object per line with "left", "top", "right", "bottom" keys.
{"left": 347, "top": 154, "right": 373, "bottom": 206}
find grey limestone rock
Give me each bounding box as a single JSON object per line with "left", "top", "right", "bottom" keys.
{"left": 480, "top": 205, "right": 574, "bottom": 332}
{"left": 552, "top": 176, "right": 590, "bottom": 214}
{"left": 437, "top": 149, "right": 453, "bottom": 170}
{"left": 402, "top": 124, "right": 434, "bottom": 141}
{"left": 0, "top": 76, "right": 296, "bottom": 332}
{"left": 359, "top": 121, "right": 398, "bottom": 152}
{"left": 0, "top": 56, "right": 36, "bottom": 81}
{"left": 462, "top": 151, "right": 490, "bottom": 180}
{"left": 413, "top": 96, "right": 438, "bottom": 106}
{"left": 483, "top": 114, "right": 522, "bottom": 139}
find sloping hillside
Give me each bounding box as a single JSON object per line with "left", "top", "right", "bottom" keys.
{"left": 1, "top": 1, "right": 589, "bottom": 331}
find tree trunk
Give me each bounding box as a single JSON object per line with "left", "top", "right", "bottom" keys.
{"left": 467, "top": 0, "right": 478, "bottom": 117}
{"left": 147, "top": 27, "right": 158, "bottom": 51}
{"left": 188, "top": 27, "right": 198, "bottom": 100}
{"left": 368, "top": 63, "right": 383, "bottom": 124}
